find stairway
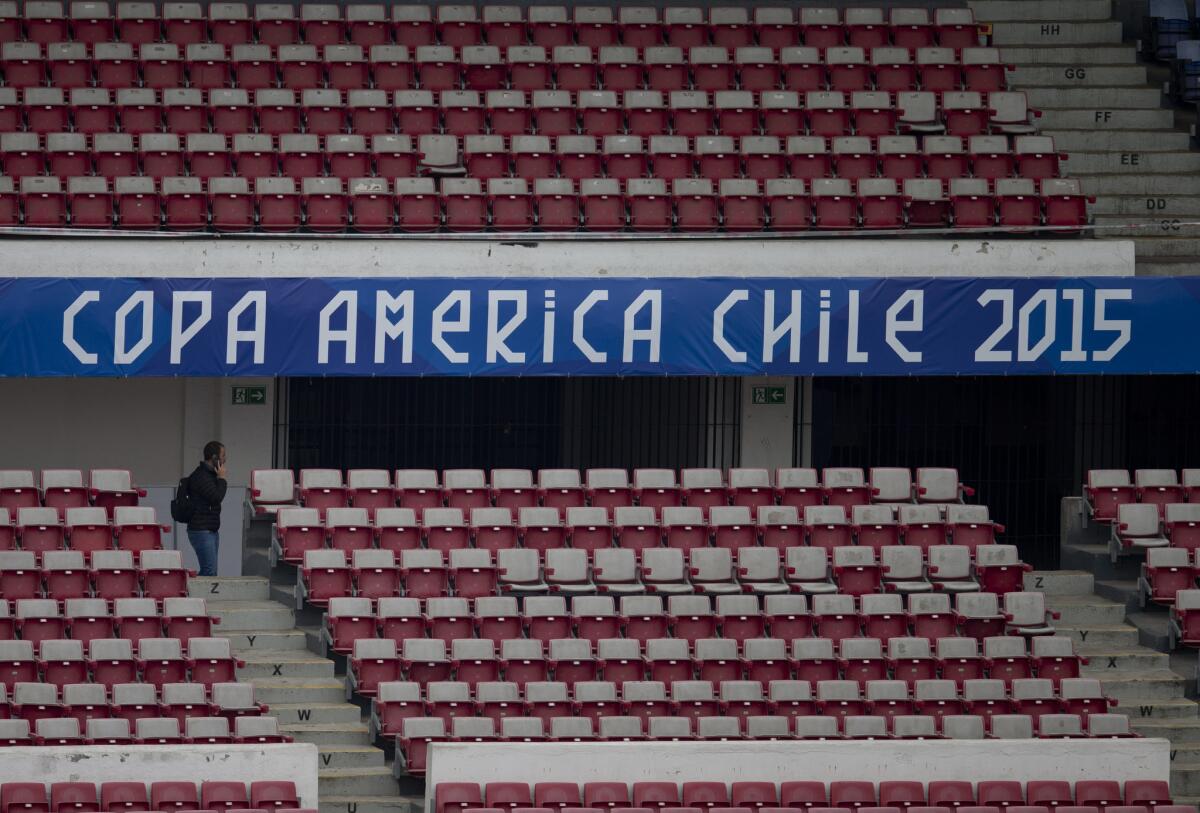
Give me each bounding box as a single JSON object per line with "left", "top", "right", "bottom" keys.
{"left": 974, "top": 0, "right": 1200, "bottom": 275}
{"left": 192, "top": 573, "right": 410, "bottom": 813}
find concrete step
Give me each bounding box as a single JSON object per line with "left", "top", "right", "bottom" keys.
{"left": 989, "top": 21, "right": 1123, "bottom": 46}
{"left": 1068, "top": 151, "right": 1200, "bottom": 174}
{"left": 270, "top": 702, "right": 364, "bottom": 725}
{"left": 1079, "top": 648, "right": 1172, "bottom": 672}
{"left": 190, "top": 577, "right": 270, "bottom": 601}
{"left": 1039, "top": 108, "right": 1177, "bottom": 129}
{"left": 1093, "top": 579, "right": 1140, "bottom": 610}
{"left": 247, "top": 677, "right": 349, "bottom": 705}
{"left": 210, "top": 600, "right": 296, "bottom": 632}
{"left": 1137, "top": 258, "right": 1200, "bottom": 277}
{"left": 1056, "top": 624, "right": 1141, "bottom": 648}
{"left": 284, "top": 722, "right": 373, "bottom": 748}
{"left": 218, "top": 629, "right": 312, "bottom": 652}
{"left": 319, "top": 768, "right": 399, "bottom": 797}
{"left": 1098, "top": 671, "right": 1187, "bottom": 701}
{"left": 1168, "top": 744, "right": 1200, "bottom": 762}
{"left": 1061, "top": 543, "right": 1142, "bottom": 582}
{"left": 247, "top": 550, "right": 296, "bottom": 584}
{"left": 1043, "top": 129, "right": 1194, "bottom": 151}
{"left": 1025, "top": 86, "right": 1164, "bottom": 108}
{"left": 1043, "top": 594, "right": 1128, "bottom": 626}
{"left": 1083, "top": 175, "right": 1200, "bottom": 196}
{"left": 238, "top": 651, "right": 336, "bottom": 679}
{"left": 1133, "top": 719, "right": 1200, "bottom": 739}
{"left": 1000, "top": 45, "right": 1137, "bottom": 65}
{"left": 320, "top": 797, "right": 412, "bottom": 813}
{"left": 1133, "top": 238, "right": 1200, "bottom": 259}
{"left": 1120, "top": 698, "right": 1200, "bottom": 720}
{"left": 1091, "top": 196, "right": 1200, "bottom": 216}
{"left": 1168, "top": 763, "right": 1200, "bottom": 796}
{"left": 314, "top": 745, "right": 387, "bottom": 769}
{"left": 1128, "top": 610, "right": 1173, "bottom": 651}
{"left": 1095, "top": 220, "right": 1200, "bottom": 240}
{"left": 969, "top": 0, "right": 1113, "bottom": 22}
{"left": 1010, "top": 65, "right": 1148, "bottom": 86}
{"left": 271, "top": 582, "right": 298, "bottom": 608}
{"left": 1024, "top": 569, "right": 1094, "bottom": 596}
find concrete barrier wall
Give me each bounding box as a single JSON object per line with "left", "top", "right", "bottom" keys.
{"left": 0, "top": 238, "right": 1135, "bottom": 278}
{"left": 0, "top": 744, "right": 319, "bottom": 808}
{"left": 424, "top": 739, "right": 1170, "bottom": 813}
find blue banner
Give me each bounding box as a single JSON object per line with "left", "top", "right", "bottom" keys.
{"left": 0, "top": 276, "right": 1194, "bottom": 377}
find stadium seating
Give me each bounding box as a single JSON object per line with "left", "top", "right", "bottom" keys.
{"left": 0, "top": 4, "right": 1092, "bottom": 232}
{"left": 0, "top": 780, "right": 304, "bottom": 809}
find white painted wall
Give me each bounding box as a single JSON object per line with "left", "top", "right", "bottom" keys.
{"left": 0, "top": 238, "right": 1135, "bottom": 278}
{"left": 0, "top": 743, "right": 319, "bottom": 808}
{"left": 0, "top": 377, "right": 274, "bottom": 575}
{"left": 739, "top": 376, "right": 795, "bottom": 470}
{"left": 424, "top": 739, "right": 1170, "bottom": 813}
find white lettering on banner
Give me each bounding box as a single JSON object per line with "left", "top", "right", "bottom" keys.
{"left": 114, "top": 290, "right": 154, "bottom": 365}
{"left": 374, "top": 291, "right": 414, "bottom": 364}
{"left": 623, "top": 290, "right": 662, "bottom": 363}
{"left": 573, "top": 290, "right": 608, "bottom": 363}
{"left": 318, "top": 291, "right": 358, "bottom": 364}
{"left": 847, "top": 290, "right": 869, "bottom": 363}
{"left": 170, "top": 292, "right": 212, "bottom": 365}
{"left": 487, "top": 290, "right": 527, "bottom": 364}
{"left": 1017, "top": 289, "right": 1056, "bottom": 362}
{"left": 432, "top": 290, "right": 470, "bottom": 364}
{"left": 542, "top": 291, "right": 556, "bottom": 364}
{"left": 226, "top": 291, "right": 267, "bottom": 365}
{"left": 886, "top": 290, "right": 924, "bottom": 363}
{"left": 763, "top": 290, "right": 802, "bottom": 363}
{"left": 1060, "top": 289, "right": 1088, "bottom": 362}
{"left": 817, "top": 290, "right": 831, "bottom": 363}
{"left": 63, "top": 290, "right": 100, "bottom": 365}
{"left": 713, "top": 290, "right": 749, "bottom": 363}
{"left": 976, "top": 290, "right": 1014, "bottom": 362}
{"left": 1094, "top": 289, "right": 1133, "bottom": 362}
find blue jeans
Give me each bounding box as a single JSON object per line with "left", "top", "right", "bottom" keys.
{"left": 187, "top": 530, "right": 219, "bottom": 577}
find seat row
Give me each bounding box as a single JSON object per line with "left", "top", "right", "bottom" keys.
{"left": 0, "top": 42, "right": 1012, "bottom": 94}
{"left": 399, "top": 711, "right": 1126, "bottom": 774}
{"left": 2, "top": 679, "right": 264, "bottom": 723}
{"left": 434, "top": 780, "right": 1171, "bottom": 813}
{"left": 1, "top": 174, "right": 1090, "bottom": 232}
{"left": 321, "top": 593, "right": 1053, "bottom": 654}
{"left": 0, "top": 596, "right": 210, "bottom": 643}
{"left": 0, "top": 595, "right": 209, "bottom": 646}
{"left": 344, "top": 633, "right": 1071, "bottom": 696}
{"left": 0, "top": 779, "right": 300, "bottom": 813}
{"left": 0, "top": 88, "right": 1041, "bottom": 141}
{"left": 297, "top": 545, "right": 1028, "bottom": 606}
{"left": 0, "top": 468, "right": 141, "bottom": 516}
{"left": 0, "top": 507, "right": 165, "bottom": 556}
{"left": 0, "top": 4, "right": 985, "bottom": 50}
{"left": 276, "top": 505, "right": 1003, "bottom": 558}
{"left": 0, "top": 549, "right": 190, "bottom": 600}
{"left": 371, "top": 674, "right": 1106, "bottom": 736}
{"left": 1084, "top": 469, "right": 1200, "bottom": 522}
{"left": 0, "top": 712, "right": 275, "bottom": 745}
{"left": 0, "top": 636, "right": 242, "bottom": 688}
{"left": 252, "top": 466, "right": 974, "bottom": 515}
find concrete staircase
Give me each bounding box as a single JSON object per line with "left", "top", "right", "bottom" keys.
{"left": 974, "top": 0, "right": 1200, "bottom": 275}
{"left": 192, "top": 572, "right": 408, "bottom": 813}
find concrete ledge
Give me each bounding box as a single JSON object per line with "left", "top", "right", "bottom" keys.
{"left": 969, "top": 0, "right": 1113, "bottom": 22}
{"left": 990, "top": 21, "right": 1123, "bottom": 46}
{"left": 0, "top": 744, "right": 319, "bottom": 808}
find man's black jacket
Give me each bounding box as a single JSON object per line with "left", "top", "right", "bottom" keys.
{"left": 186, "top": 463, "right": 227, "bottom": 532}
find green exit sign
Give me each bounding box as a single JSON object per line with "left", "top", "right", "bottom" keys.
{"left": 232, "top": 386, "right": 266, "bottom": 405}
{"left": 752, "top": 386, "right": 786, "bottom": 405}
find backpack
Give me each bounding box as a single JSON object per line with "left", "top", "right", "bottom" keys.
{"left": 170, "top": 475, "right": 195, "bottom": 524}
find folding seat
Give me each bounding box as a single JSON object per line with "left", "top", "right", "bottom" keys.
{"left": 496, "top": 547, "right": 551, "bottom": 596}
{"left": 864, "top": 678, "right": 916, "bottom": 722}
{"left": 521, "top": 595, "right": 569, "bottom": 643}
{"left": 0, "top": 716, "right": 32, "bottom": 747}
{"left": 940, "top": 91, "right": 988, "bottom": 137}
{"left": 134, "top": 636, "right": 189, "bottom": 688}
{"left": 867, "top": 47, "right": 916, "bottom": 94}
{"left": 607, "top": 507, "right": 658, "bottom": 553}
{"left": 664, "top": 595, "right": 714, "bottom": 644}
{"left": 276, "top": 45, "right": 321, "bottom": 90}
{"left": 1010, "top": 677, "right": 1059, "bottom": 717}
{"left": 186, "top": 637, "right": 243, "bottom": 688}
{"left": 994, "top": 177, "right": 1042, "bottom": 228}
{"left": 136, "top": 134, "right": 184, "bottom": 182}
{"left": 18, "top": 176, "right": 67, "bottom": 229}
{"left": 962, "top": 678, "right": 1015, "bottom": 728}
{"left": 672, "top": 679, "right": 721, "bottom": 725}
{"left": 859, "top": 593, "right": 906, "bottom": 640}
{"left": 40, "top": 639, "right": 90, "bottom": 688}
{"left": 42, "top": 550, "right": 91, "bottom": 600}
{"left": 672, "top": 178, "right": 717, "bottom": 232}
{"left": 808, "top": 177, "right": 858, "bottom": 228}
{"left": 426, "top": 597, "right": 473, "bottom": 643}
{"left": 98, "top": 782, "right": 150, "bottom": 813}
{"left": 347, "top": 638, "right": 403, "bottom": 696}
{"left": 1083, "top": 470, "right": 1134, "bottom": 523}
{"left": 198, "top": 176, "right": 251, "bottom": 232}
{"left": 968, "top": 135, "right": 1015, "bottom": 182}
{"left": 685, "top": 47, "right": 730, "bottom": 93}
{"left": 298, "top": 88, "right": 343, "bottom": 137}
{"left": 406, "top": 46, "right": 456, "bottom": 94}
{"left": 211, "top": 682, "right": 267, "bottom": 722}
{"left": 321, "top": 44, "right": 368, "bottom": 91}
{"left": 571, "top": 91, "right": 618, "bottom": 137}
{"left": 759, "top": 595, "right": 810, "bottom": 643}
{"left": 63, "top": 90, "right": 109, "bottom": 139}
{"left": 161, "top": 177, "right": 208, "bottom": 231}
{"left": 716, "top": 179, "right": 764, "bottom": 232}
{"left": 840, "top": 637, "right": 888, "bottom": 684}
{"left": 1011, "top": 135, "right": 1064, "bottom": 181}
{"left": 369, "top": 682, "right": 423, "bottom": 739}
{"left": 946, "top": 505, "right": 1002, "bottom": 551}
{"left": 323, "top": 597, "right": 375, "bottom": 655}
{"left": 567, "top": 597, "right": 619, "bottom": 646}
{"left": 780, "top": 549, "right": 832, "bottom": 600}
{"left": 446, "top": 640, "right": 498, "bottom": 687}
{"left": 222, "top": 136, "right": 273, "bottom": 183}
{"left": 323, "top": 134, "right": 371, "bottom": 182}
{"left": 899, "top": 178, "right": 949, "bottom": 229}
{"left": 255, "top": 176, "right": 302, "bottom": 232}
{"left": 716, "top": 680, "right": 769, "bottom": 728}
{"left": 494, "top": 638, "right": 545, "bottom": 687}
{"left": 105, "top": 598, "right": 157, "bottom": 649}
{"left": 663, "top": 90, "right": 712, "bottom": 139}
{"left": 972, "top": 545, "right": 1031, "bottom": 595}
{"left": 1041, "top": 178, "right": 1091, "bottom": 231}
{"left": 948, "top": 178, "right": 994, "bottom": 228}
{"left": 63, "top": 598, "right": 114, "bottom": 645}
{"left": 850, "top": 506, "right": 898, "bottom": 552}
{"left": 619, "top": 178, "right": 667, "bottom": 231}
{"left": 859, "top": 178, "right": 906, "bottom": 229}
{"left": 43, "top": 42, "right": 92, "bottom": 91}
{"left": 10, "top": 680, "right": 63, "bottom": 725}
{"left": 271, "top": 508, "right": 322, "bottom": 566}
{"left": 737, "top": 549, "right": 787, "bottom": 596}
{"left": 802, "top": 91, "right": 848, "bottom": 139}
{"left": 32, "top": 716, "right": 84, "bottom": 747}
{"left": 298, "top": 548, "right": 352, "bottom": 606}
{"left": 161, "top": 597, "right": 214, "bottom": 643}
{"left": 1143, "top": 546, "right": 1196, "bottom": 607}
{"left": 812, "top": 593, "right": 860, "bottom": 644}
{"left": 424, "top": 681, "right": 475, "bottom": 724}
{"left": 826, "top": 47, "right": 870, "bottom": 93}
{"left": 182, "top": 134, "right": 230, "bottom": 181}
{"left": 375, "top": 596, "right": 425, "bottom": 645}
{"left": 734, "top": 137, "right": 782, "bottom": 182}
{"left": 741, "top": 637, "right": 788, "bottom": 682}
{"left": 933, "top": 637, "right": 983, "bottom": 688}
{"left": 912, "top": 678, "right": 964, "bottom": 726}
{"left": 0, "top": 550, "right": 42, "bottom": 603}
{"left": 21, "top": 89, "right": 69, "bottom": 138}
{"left": 1029, "top": 637, "right": 1085, "bottom": 687}
{"left": 17, "top": 598, "right": 68, "bottom": 648}
{"left": 389, "top": 177, "right": 440, "bottom": 231}
{"left": 546, "top": 638, "right": 598, "bottom": 685}
{"left": 981, "top": 636, "right": 1033, "bottom": 685}
{"left": 224, "top": 45, "right": 274, "bottom": 92}
{"left": 952, "top": 47, "right": 1009, "bottom": 95}
{"left": 553, "top": 136, "right": 599, "bottom": 182}
{"left": 321, "top": 505, "right": 371, "bottom": 553}
{"left": 816, "top": 679, "right": 867, "bottom": 723}
{"left": 446, "top": 549, "right": 495, "bottom": 600}
{"left": 882, "top": 546, "right": 935, "bottom": 596}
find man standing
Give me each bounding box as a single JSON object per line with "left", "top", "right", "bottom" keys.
{"left": 186, "top": 441, "right": 227, "bottom": 577}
